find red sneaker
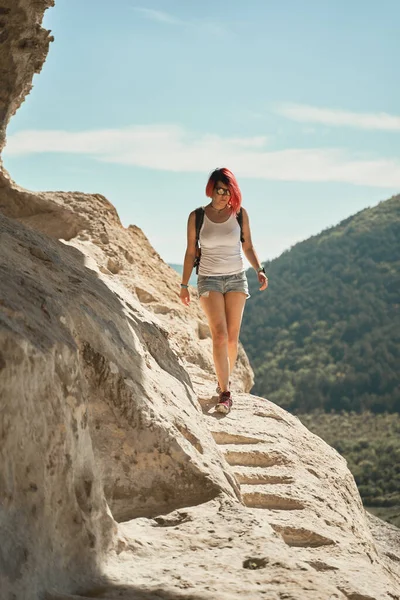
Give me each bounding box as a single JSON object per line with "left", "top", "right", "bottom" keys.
{"left": 216, "top": 391, "right": 233, "bottom": 414}
{"left": 216, "top": 381, "right": 231, "bottom": 395}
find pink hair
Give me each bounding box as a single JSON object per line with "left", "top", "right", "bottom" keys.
{"left": 205, "top": 167, "right": 242, "bottom": 215}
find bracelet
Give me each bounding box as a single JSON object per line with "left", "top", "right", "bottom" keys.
{"left": 180, "top": 284, "right": 188, "bottom": 289}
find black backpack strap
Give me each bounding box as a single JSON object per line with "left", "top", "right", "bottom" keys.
{"left": 195, "top": 207, "right": 205, "bottom": 246}
{"left": 193, "top": 207, "right": 205, "bottom": 275}
{"left": 236, "top": 208, "right": 245, "bottom": 243}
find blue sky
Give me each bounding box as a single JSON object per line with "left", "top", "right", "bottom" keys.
{"left": 3, "top": 0, "right": 400, "bottom": 263}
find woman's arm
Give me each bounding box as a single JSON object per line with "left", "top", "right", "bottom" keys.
{"left": 179, "top": 211, "right": 197, "bottom": 305}
{"left": 241, "top": 207, "right": 268, "bottom": 291}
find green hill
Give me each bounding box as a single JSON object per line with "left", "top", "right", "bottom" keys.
{"left": 241, "top": 194, "right": 400, "bottom": 414}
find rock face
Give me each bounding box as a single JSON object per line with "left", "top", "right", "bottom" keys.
{"left": 0, "top": 2, "right": 399, "bottom": 600}
{"left": 0, "top": 0, "right": 54, "bottom": 154}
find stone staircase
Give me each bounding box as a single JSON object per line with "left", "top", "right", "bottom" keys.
{"left": 198, "top": 388, "right": 342, "bottom": 550}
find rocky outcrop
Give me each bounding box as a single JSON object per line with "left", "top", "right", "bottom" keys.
{"left": 0, "top": 0, "right": 54, "bottom": 152}
{"left": 0, "top": 207, "right": 242, "bottom": 597}
{"left": 44, "top": 391, "right": 400, "bottom": 600}
{"left": 1, "top": 2, "right": 400, "bottom": 600}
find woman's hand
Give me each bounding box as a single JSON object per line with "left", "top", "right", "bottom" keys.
{"left": 179, "top": 287, "right": 190, "bottom": 306}
{"left": 258, "top": 272, "right": 268, "bottom": 291}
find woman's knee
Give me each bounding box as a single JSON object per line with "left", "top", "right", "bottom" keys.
{"left": 212, "top": 326, "right": 228, "bottom": 346}
{"left": 227, "top": 331, "right": 240, "bottom": 346}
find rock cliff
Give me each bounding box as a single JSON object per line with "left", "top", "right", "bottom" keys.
{"left": 0, "top": 2, "right": 399, "bottom": 599}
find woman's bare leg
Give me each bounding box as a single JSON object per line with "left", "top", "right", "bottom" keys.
{"left": 199, "top": 292, "right": 230, "bottom": 391}
{"left": 225, "top": 292, "right": 247, "bottom": 376}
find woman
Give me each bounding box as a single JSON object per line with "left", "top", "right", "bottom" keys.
{"left": 179, "top": 168, "right": 268, "bottom": 414}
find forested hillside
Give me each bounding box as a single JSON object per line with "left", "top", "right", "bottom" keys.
{"left": 241, "top": 195, "right": 400, "bottom": 414}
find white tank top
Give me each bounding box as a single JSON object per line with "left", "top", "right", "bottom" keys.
{"left": 198, "top": 212, "right": 245, "bottom": 276}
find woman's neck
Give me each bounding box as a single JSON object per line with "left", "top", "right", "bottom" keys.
{"left": 209, "top": 202, "right": 228, "bottom": 213}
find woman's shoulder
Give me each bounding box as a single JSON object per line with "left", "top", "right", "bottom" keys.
{"left": 189, "top": 206, "right": 205, "bottom": 217}
{"left": 188, "top": 207, "right": 205, "bottom": 227}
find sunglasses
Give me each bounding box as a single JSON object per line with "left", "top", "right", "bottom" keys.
{"left": 215, "top": 186, "right": 231, "bottom": 196}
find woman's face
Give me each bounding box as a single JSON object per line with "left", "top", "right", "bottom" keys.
{"left": 212, "top": 181, "right": 231, "bottom": 207}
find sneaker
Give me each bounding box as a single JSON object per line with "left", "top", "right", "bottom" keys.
{"left": 216, "top": 391, "right": 233, "bottom": 414}
{"left": 216, "top": 381, "right": 231, "bottom": 395}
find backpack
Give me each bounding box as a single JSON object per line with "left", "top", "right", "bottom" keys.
{"left": 193, "top": 207, "right": 244, "bottom": 274}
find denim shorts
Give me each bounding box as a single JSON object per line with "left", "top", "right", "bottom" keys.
{"left": 197, "top": 271, "right": 250, "bottom": 299}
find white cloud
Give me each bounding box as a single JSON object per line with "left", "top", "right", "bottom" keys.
{"left": 132, "top": 7, "right": 181, "bottom": 25}
{"left": 131, "top": 6, "right": 228, "bottom": 35}
{"left": 277, "top": 103, "right": 400, "bottom": 131}
{"left": 5, "top": 125, "right": 400, "bottom": 188}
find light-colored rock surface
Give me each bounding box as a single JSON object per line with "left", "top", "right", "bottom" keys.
{"left": 42, "top": 392, "right": 400, "bottom": 600}
{"left": 0, "top": 209, "right": 240, "bottom": 598}
{"left": 1, "top": 2, "right": 400, "bottom": 600}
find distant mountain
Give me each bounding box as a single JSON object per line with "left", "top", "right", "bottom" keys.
{"left": 169, "top": 264, "right": 197, "bottom": 287}
{"left": 241, "top": 195, "right": 400, "bottom": 414}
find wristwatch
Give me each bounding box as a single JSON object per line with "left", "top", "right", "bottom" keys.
{"left": 257, "top": 266, "right": 266, "bottom": 274}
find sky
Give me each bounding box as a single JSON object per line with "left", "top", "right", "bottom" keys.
{"left": 3, "top": 0, "right": 400, "bottom": 265}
